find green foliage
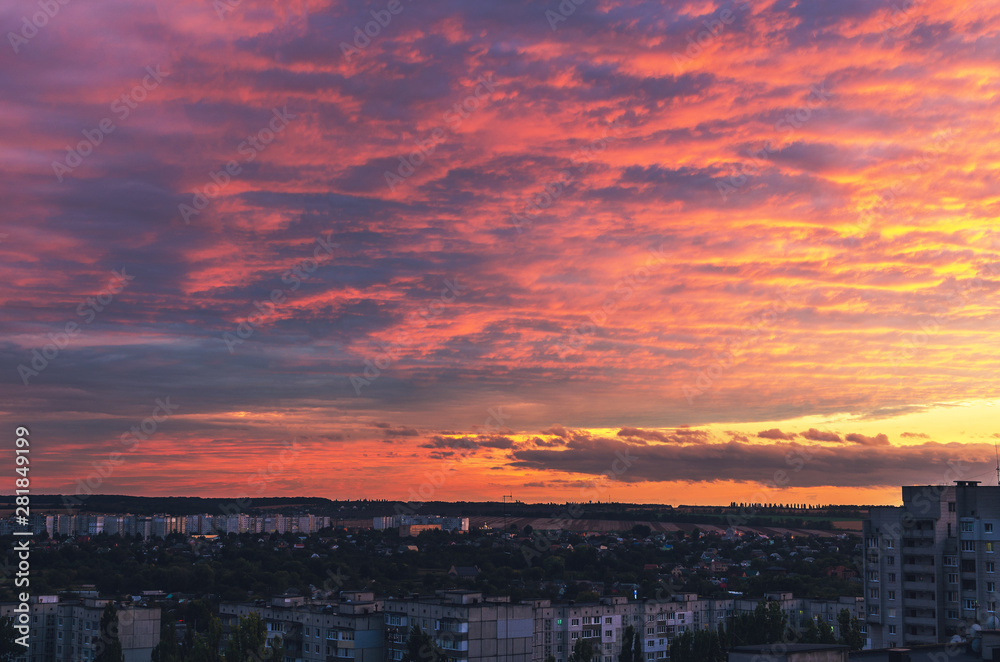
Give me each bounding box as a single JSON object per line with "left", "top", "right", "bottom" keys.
{"left": 618, "top": 625, "right": 634, "bottom": 662}
{"left": 405, "top": 625, "right": 444, "bottom": 662}
{"left": 837, "top": 608, "right": 865, "bottom": 651}
{"left": 95, "top": 603, "right": 125, "bottom": 662}
{"left": 568, "top": 637, "right": 595, "bottom": 662}
{"left": 668, "top": 628, "right": 725, "bottom": 662}
{"left": 224, "top": 612, "right": 269, "bottom": 662}
{"left": 150, "top": 621, "right": 182, "bottom": 662}
{"left": 817, "top": 618, "right": 836, "bottom": 644}
{"left": 724, "top": 600, "right": 790, "bottom": 648}
{"left": 190, "top": 616, "right": 223, "bottom": 662}
{"left": 0, "top": 617, "right": 22, "bottom": 662}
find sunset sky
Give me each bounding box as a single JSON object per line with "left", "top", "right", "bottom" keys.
{"left": 3, "top": 0, "right": 1000, "bottom": 507}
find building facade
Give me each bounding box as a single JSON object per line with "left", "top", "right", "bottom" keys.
{"left": 385, "top": 591, "right": 533, "bottom": 662}
{"left": 864, "top": 481, "right": 1000, "bottom": 648}
{"left": 0, "top": 596, "right": 160, "bottom": 662}
{"left": 220, "top": 592, "right": 384, "bottom": 661}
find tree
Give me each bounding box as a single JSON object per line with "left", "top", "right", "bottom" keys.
{"left": 150, "top": 621, "right": 182, "bottom": 662}
{"left": 817, "top": 618, "right": 836, "bottom": 644}
{"left": 837, "top": 608, "right": 865, "bottom": 651}
{"left": 568, "top": 637, "right": 595, "bottom": 662}
{"left": 618, "top": 625, "right": 634, "bottom": 662}
{"left": 95, "top": 603, "right": 125, "bottom": 662}
{"left": 190, "top": 616, "right": 223, "bottom": 662}
{"left": 0, "top": 617, "right": 22, "bottom": 662}
{"left": 801, "top": 618, "right": 819, "bottom": 644}
{"left": 224, "top": 612, "right": 268, "bottom": 662}
{"left": 631, "top": 628, "right": 643, "bottom": 662}
{"left": 405, "top": 625, "right": 443, "bottom": 662}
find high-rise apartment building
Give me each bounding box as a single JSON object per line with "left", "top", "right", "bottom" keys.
{"left": 864, "top": 480, "right": 1000, "bottom": 648}
{"left": 0, "top": 596, "right": 160, "bottom": 662}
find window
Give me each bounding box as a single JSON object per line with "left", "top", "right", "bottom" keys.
{"left": 606, "top": 631, "right": 612, "bottom": 638}
{"left": 948, "top": 591, "right": 960, "bottom": 601}
{"left": 868, "top": 606, "right": 879, "bottom": 616}
{"left": 962, "top": 541, "right": 976, "bottom": 552}
{"left": 869, "top": 588, "right": 879, "bottom": 600}
{"left": 887, "top": 591, "right": 896, "bottom": 601}
{"left": 949, "top": 573, "right": 959, "bottom": 584}
{"left": 887, "top": 556, "right": 895, "bottom": 565}
{"left": 886, "top": 539, "right": 895, "bottom": 549}
{"left": 647, "top": 628, "right": 654, "bottom": 635}
{"left": 947, "top": 609, "right": 959, "bottom": 619}
{"left": 988, "top": 542, "right": 995, "bottom": 553}
{"left": 987, "top": 523, "right": 994, "bottom": 533}
{"left": 888, "top": 625, "right": 896, "bottom": 635}
{"left": 961, "top": 521, "right": 974, "bottom": 533}
{"left": 989, "top": 582, "right": 996, "bottom": 592}
{"left": 965, "top": 600, "right": 977, "bottom": 610}
{"left": 867, "top": 570, "right": 879, "bottom": 582}
{"left": 888, "top": 573, "right": 896, "bottom": 582}
{"left": 990, "top": 602, "right": 997, "bottom": 613}
{"left": 989, "top": 562, "right": 996, "bottom": 573}
{"left": 571, "top": 619, "right": 579, "bottom": 626}
{"left": 606, "top": 617, "right": 612, "bottom": 624}
{"left": 945, "top": 556, "right": 957, "bottom": 567}
{"left": 571, "top": 633, "right": 579, "bottom": 640}
{"left": 949, "top": 502, "right": 956, "bottom": 512}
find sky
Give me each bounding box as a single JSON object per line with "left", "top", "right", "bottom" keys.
{"left": 3, "top": 0, "right": 1000, "bottom": 507}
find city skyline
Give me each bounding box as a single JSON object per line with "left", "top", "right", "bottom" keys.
{"left": 3, "top": 0, "right": 1000, "bottom": 506}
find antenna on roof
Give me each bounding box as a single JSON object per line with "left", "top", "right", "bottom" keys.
{"left": 995, "top": 440, "right": 999, "bottom": 486}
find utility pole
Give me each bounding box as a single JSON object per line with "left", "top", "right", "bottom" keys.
{"left": 502, "top": 494, "right": 513, "bottom": 536}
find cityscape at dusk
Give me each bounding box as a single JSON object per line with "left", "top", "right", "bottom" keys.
{"left": 5, "top": 1, "right": 1000, "bottom": 660}
{"left": 4, "top": 0, "right": 1000, "bottom": 506}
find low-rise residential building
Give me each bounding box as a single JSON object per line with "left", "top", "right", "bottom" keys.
{"left": 220, "top": 591, "right": 384, "bottom": 661}
{"left": 385, "top": 591, "right": 533, "bottom": 662}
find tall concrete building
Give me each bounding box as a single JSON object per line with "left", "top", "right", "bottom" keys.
{"left": 0, "top": 596, "right": 160, "bottom": 662}
{"left": 864, "top": 481, "right": 1000, "bottom": 648}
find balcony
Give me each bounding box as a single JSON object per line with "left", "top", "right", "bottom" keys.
{"left": 904, "top": 615, "right": 938, "bottom": 627}
{"left": 906, "top": 599, "right": 937, "bottom": 610}
{"left": 903, "top": 563, "right": 936, "bottom": 574}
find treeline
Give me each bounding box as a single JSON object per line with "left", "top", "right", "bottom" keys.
{"left": 669, "top": 601, "right": 864, "bottom": 662}
{"left": 151, "top": 612, "right": 284, "bottom": 662}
